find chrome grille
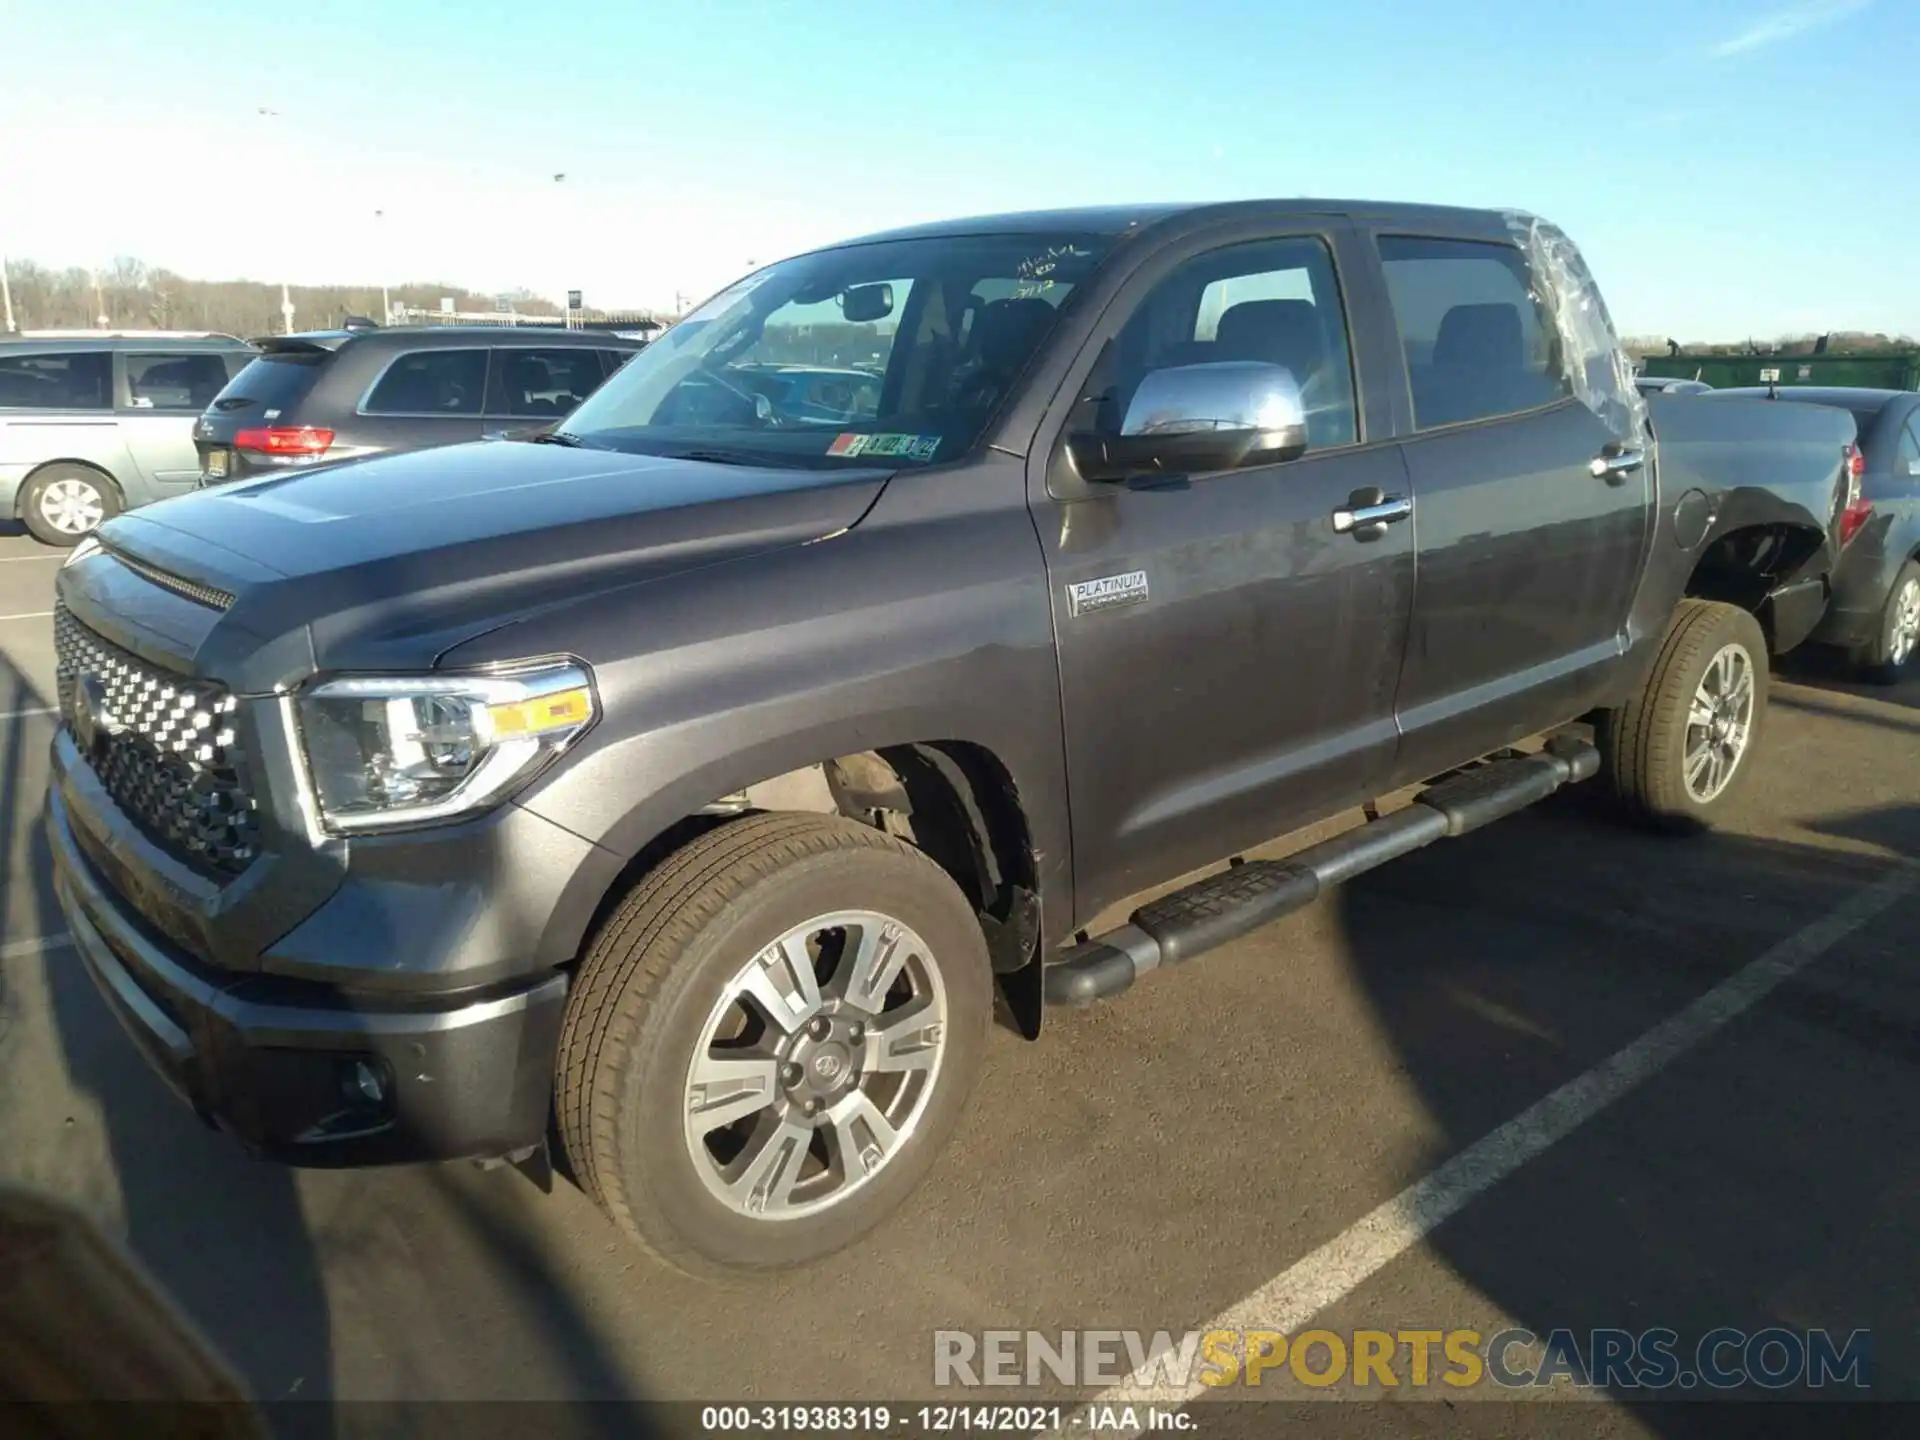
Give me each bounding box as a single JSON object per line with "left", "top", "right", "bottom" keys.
{"left": 54, "top": 603, "right": 259, "bottom": 877}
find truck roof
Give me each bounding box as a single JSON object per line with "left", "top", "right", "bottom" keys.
{"left": 833, "top": 199, "right": 1535, "bottom": 248}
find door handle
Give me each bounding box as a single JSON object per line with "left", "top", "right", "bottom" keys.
{"left": 1590, "top": 446, "right": 1645, "bottom": 480}
{"left": 1332, "top": 494, "right": 1413, "bottom": 538}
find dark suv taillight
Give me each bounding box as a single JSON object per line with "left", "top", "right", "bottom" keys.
{"left": 233, "top": 426, "right": 334, "bottom": 458}
{"left": 1837, "top": 443, "right": 1872, "bottom": 547}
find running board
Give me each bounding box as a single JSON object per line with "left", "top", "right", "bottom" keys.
{"left": 1043, "top": 735, "right": 1600, "bottom": 1007}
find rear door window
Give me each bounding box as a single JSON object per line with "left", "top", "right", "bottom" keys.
{"left": 485, "top": 347, "right": 607, "bottom": 418}
{"left": 362, "top": 349, "right": 487, "bottom": 416}
{"left": 125, "top": 352, "right": 231, "bottom": 411}
{"left": 598, "top": 349, "right": 634, "bottom": 378}
{"left": 1376, "top": 236, "right": 1573, "bottom": 430}
{"left": 0, "top": 351, "right": 112, "bottom": 410}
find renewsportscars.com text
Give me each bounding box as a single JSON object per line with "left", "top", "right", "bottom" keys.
{"left": 933, "top": 1327, "right": 1871, "bottom": 1392}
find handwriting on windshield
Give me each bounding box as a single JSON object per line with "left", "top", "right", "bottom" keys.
{"left": 1012, "top": 244, "right": 1091, "bottom": 300}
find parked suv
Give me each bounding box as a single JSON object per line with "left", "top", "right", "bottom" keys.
{"left": 0, "top": 335, "right": 255, "bottom": 545}
{"left": 193, "top": 326, "right": 641, "bottom": 484}
{"left": 50, "top": 201, "right": 1853, "bottom": 1280}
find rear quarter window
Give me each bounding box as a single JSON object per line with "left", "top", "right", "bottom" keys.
{"left": 362, "top": 348, "right": 487, "bottom": 416}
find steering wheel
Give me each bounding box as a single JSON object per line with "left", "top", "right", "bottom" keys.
{"left": 695, "top": 361, "right": 784, "bottom": 428}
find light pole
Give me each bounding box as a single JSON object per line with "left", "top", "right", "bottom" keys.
{"left": 258, "top": 106, "right": 295, "bottom": 332}
{"left": 373, "top": 208, "right": 391, "bottom": 323}
{"left": 1, "top": 251, "right": 14, "bottom": 333}
{"left": 552, "top": 173, "right": 572, "bottom": 328}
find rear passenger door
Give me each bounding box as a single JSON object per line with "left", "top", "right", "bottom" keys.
{"left": 351, "top": 346, "right": 487, "bottom": 456}
{"left": 1366, "top": 230, "right": 1650, "bottom": 787}
{"left": 1032, "top": 224, "right": 1417, "bottom": 920}
{"left": 119, "top": 350, "right": 243, "bottom": 492}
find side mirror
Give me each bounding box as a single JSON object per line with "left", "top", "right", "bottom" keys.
{"left": 840, "top": 284, "right": 895, "bottom": 324}
{"left": 1069, "top": 362, "right": 1308, "bottom": 483}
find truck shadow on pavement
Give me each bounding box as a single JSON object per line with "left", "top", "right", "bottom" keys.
{"left": 0, "top": 651, "right": 655, "bottom": 1429}
{"left": 1324, "top": 787, "right": 1920, "bottom": 1418}
{"left": 0, "top": 653, "right": 336, "bottom": 1405}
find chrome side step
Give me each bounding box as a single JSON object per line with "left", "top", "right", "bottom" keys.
{"left": 1043, "top": 735, "right": 1600, "bottom": 1007}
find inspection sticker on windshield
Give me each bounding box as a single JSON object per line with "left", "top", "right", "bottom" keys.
{"left": 828, "top": 432, "right": 940, "bottom": 460}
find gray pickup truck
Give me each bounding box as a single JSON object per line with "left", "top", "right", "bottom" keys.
{"left": 48, "top": 200, "right": 1855, "bottom": 1278}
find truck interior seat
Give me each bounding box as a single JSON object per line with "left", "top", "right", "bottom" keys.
{"left": 1412, "top": 302, "right": 1561, "bottom": 427}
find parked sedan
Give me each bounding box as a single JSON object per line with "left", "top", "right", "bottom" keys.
{"left": 1706, "top": 386, "right": 1920, "bottom": 681}
{"left": 194, "top": 326, "right": 642, "bottom": 487}
{"left": 0, "top": 334, "right": 255, "bottom": 544}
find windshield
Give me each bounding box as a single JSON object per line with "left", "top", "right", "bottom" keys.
{"left": 557, "top": 232, "right": 1114, "bottom": 467}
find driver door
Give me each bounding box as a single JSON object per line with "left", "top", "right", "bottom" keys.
{"left": 1030, "top": 226, "right": 1417, "bottom": 922}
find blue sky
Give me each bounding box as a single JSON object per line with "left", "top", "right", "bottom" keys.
{"left": 2, "top": 0, "right": 1912, "bottom": 338}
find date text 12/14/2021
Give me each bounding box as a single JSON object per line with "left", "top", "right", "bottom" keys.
{"left": 699, "top": 1405, "right": 1197, "bottom": 1433}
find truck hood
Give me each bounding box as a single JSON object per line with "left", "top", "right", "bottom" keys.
{"left": 85, "top": 441, "right": 893, "bottom": 685}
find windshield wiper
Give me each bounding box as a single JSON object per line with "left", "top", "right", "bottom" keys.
{"left": 657, "top": 448, "right": 770, "bottom": 467}
{"left": 527, "top": 430, "right": 588, "bottom": 447}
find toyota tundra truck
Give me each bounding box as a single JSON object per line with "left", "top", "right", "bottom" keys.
{"left": 47, "top": 200, "right": 1857, "bottom": 1277}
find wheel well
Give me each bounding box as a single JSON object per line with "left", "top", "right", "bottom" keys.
{"left": 1683, "top": 523, "right": 1825, "bottom": 633}
{"left": 18, "top": 459, "right": 124, "bottom": 516}
{"left": 585, "top": 742, "right": 1043, "bottom": 980}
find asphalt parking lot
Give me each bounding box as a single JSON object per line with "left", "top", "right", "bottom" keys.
{"left": 1, "top": 519, "right": 1915, "bottom": 1431}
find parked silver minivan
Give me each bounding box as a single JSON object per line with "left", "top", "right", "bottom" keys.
{"left": 0, "top": 334, "right": 256, "bottom": 545}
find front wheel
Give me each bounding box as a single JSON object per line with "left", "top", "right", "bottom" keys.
{"left": 1599, "top": 599, "right": 1768, "bottom": 832}
{"left": 556, "top": 813, "right": 991, "bottom": 1277}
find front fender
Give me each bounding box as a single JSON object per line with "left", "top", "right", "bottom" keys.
{"left": 445, "top": 461, "right": 1076, "bottom": 966}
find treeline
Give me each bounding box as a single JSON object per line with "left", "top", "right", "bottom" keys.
{"left": 1622, "top": 331, "right": 1917, "bottom": 359}
{"left": 3, "top": 256, "right": 560, "bottom": 337}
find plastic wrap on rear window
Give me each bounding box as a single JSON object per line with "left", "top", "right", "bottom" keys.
{"left": 1504, "top": 211, "right": 1647, "bottom": 446}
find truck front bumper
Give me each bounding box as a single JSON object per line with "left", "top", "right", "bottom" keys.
{"left": 48, "top": 779, "right": 569, "bottom": 1166}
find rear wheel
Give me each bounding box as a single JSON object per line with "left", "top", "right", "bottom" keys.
{"left": 22, "top": 464, "right": 120, "bottom": 546}
{"left": 556, "top": 813, "right": 991, "bottom": 1277}
{"left": 1850, "top": 560, "right": 1920, "bottom": 686}
{"left": 1600, "top": 599, "right": 1768, "bottom": 832}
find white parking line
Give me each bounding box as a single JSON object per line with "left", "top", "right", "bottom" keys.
{"left": 2, "top": 934, "right": 72, "bottom": 961}
{"left": 0, "top": 552, "right": 63, "bottom": 564}
{"left": 0, "top": 611, "right": 53, "bottom": 622}
{"left": 1065, "top": 858, "right": 1920, "bottom": 1429}
{"left": 0, "top": 707, "right": 56, "bottom": 721}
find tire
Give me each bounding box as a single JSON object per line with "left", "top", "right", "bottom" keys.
{"left": 22, "top": 463, "right": 121, "bottom": 546}
{"left": 1849, "top": 560, "right": 1920, "bottom": 687}
{"left": 556, "top": 812, "right": 992, "bottom": 1278}
{"left": 1599, "top": 599, "right": 1768, "bottom": 833}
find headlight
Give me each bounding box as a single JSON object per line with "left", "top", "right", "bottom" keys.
{"left": 64, "top": 536, "right": 104, "bottom": 568}
{"left": 295, "top": 662, "right": 596, "bottom": 832}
